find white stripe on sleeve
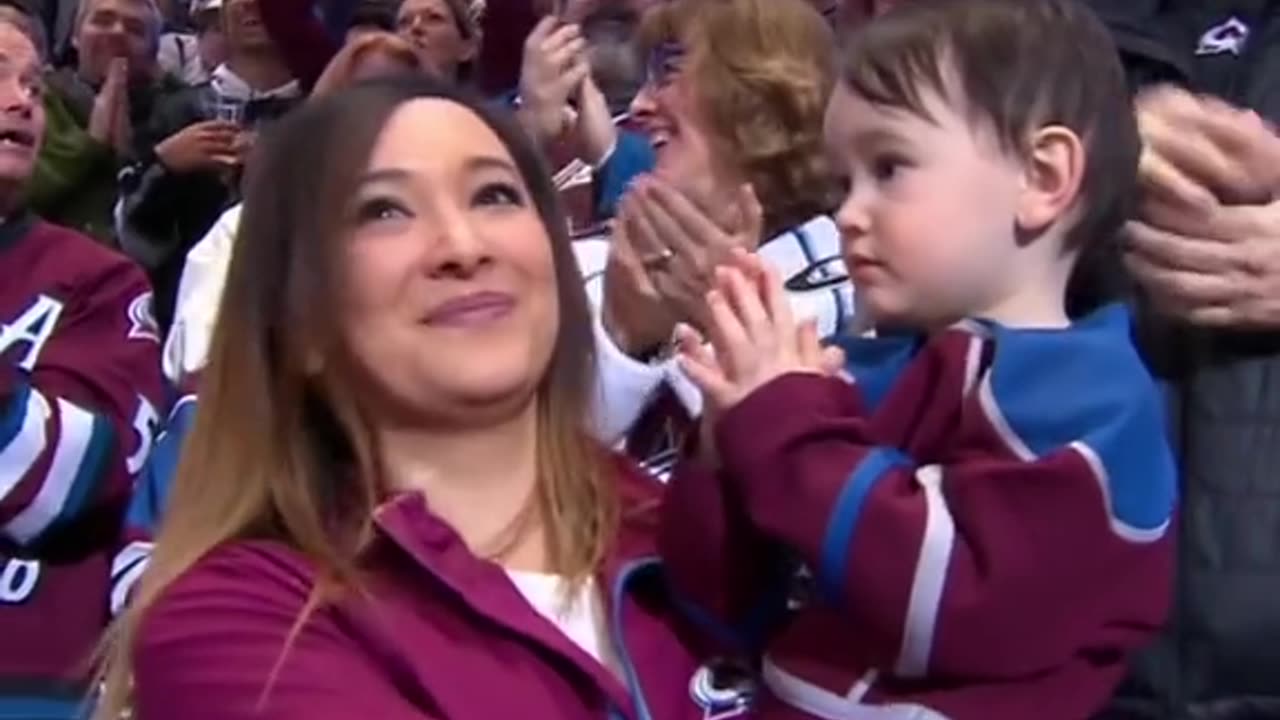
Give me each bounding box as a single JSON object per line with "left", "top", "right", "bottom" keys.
{"left": 6, "top": 398, "right": 96, "bottom": 543}
{"left": 895, "top": 465, "right": 956, "bottom": 678}
{"left": 0, "top": 389, "right": 51, "bottom": 502}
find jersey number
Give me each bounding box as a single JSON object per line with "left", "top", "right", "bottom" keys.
{"left": 0, "top": 558, "right": 39, "bottom": 604}
{"left": 126, "top": 396, "right": 161, "bottom": 475}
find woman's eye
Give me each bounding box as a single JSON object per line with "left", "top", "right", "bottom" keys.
{"left": 472, "top": 182, "right": 524, "bottom": 208}
{"left": 354, "top": 197, "right": 410, "bottom": 224}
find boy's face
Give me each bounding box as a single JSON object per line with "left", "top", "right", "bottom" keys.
{"left": 824, "top": 82, "right": 1028, "bottom": 329}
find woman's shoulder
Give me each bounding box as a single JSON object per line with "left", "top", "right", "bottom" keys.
{"left": 138, "top": 540, "right": 321, "bottom": 655}
{"left": 164, "top": 539, "right": 317, "bottom": 600}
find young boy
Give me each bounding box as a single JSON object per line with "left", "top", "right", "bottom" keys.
{"left": 661, "top": 1, "right": 1177, "bottom": 718}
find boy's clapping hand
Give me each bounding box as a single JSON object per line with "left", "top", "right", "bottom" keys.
{"left": 676, "top": 249, "right": 845, "bottom": 414}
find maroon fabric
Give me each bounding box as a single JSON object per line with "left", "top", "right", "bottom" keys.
{"left": 662, "top": 325, "right": 1175, "bottom": 719}
{"left": 259, "top": 0, "right": 340, "bottom": 91}
{"left": 0, "top": 217, "right": 165, "bottom": 703}
{"left": 133, "top": 458, "right": 728, "bottom": 720}
{"left": 476, "top": 2, "right": 541, "bottom": 95}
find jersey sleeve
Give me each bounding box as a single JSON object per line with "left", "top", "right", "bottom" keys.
{"left": 0, "top": 257, "right": 166, "bottom": 548}
{"left": 110, "top": 390, "right": 197, "bottom": 615}
{"left": 710, "top": 318, "right": 1177, "bottom": 680}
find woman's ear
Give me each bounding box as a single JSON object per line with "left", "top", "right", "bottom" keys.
{"left": 1016, "top": 125, "right": 1086, "bottom": 235}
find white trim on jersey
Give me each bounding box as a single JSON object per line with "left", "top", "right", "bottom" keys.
{"left": 110, "top": 540, "right": 155, "bottom": 616}
{"left": 0, "top": 388, "right": 51, "bottom": 503}
{"left": 6, "top": 397, "right": 99, "bottom": 543}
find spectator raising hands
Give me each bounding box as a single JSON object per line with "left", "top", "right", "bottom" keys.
{"left": 517, "top": 15, "right": 589, "bottom": 142}
{"left": 87, "top": 58, "right": 131, "bottom": 156}
{"left": 517, "top": 13, "right": 616, "bottom": 165}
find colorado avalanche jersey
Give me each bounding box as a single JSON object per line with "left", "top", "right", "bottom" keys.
{"left": 662, "top": 304, "right": 1178, "bottom": 720}
{"left": 0, "top": 213, "right": 165, "bottom": 719}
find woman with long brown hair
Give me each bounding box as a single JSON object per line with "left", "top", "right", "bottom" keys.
{"left": 95, "top": 76, "right": 744, "bottom": 720}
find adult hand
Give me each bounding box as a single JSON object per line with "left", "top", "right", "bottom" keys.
{"left": 154, "top": 120, "right": 240, "bottom": 174}
{"left": 517, "top": 16, "right": 590, "bottom": 144}
{"left": 88, "top": 58, "right": 131, "bottom": 155}
{"left": 1128, "top": 88, "right": 1280, "bottom": 328}
{"left": 1126, "top": 196, "right": 1280, "bottom": 328}
{"left": 600, "top": 192, "right": 681, "bottom": 357}
{"left": 677, "top": 249, "right": 845, "bottom": 413}
{"left": 1136, "top": 86, "right": 1280, "bottom": 207}
{"left": 627, "top": 176, "right": 764, "bottom": 335}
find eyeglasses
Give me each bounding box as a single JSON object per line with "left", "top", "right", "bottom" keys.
{"left": 645, "top": 41, "right": 686, "bottom": 86}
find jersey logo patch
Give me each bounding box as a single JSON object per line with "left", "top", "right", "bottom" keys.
{"left": 784, "top": 254, "right": 850, "bottom": 294}
{"left": 1197, "top": 17, "right": 1250, "bottom": 57}
{"left": 127, "top": 293, "right": 160, "bottom": 344}
{"left": 690, "top": 659, "right": 755, "bottom": 720}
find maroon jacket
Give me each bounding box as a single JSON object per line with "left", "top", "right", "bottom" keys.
{"left": 661, "top": 306, "right": 1177, "bottom": 719}
{"left": 133, "top": 459, "right": 747, "bottom": 720}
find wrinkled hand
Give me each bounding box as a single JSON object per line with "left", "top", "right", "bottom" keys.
{"left": 154, "top": 120, "right": 240, "bottom": 173}
{"left": 1137, "top": 86, "right": 1280, "bottom": 207}
{"left": 625, "top": 177, "right": 764, "bottom": 334}
{"left": 88, "top": 58, "right": 131, "bottom": 155}
{"left": 517, "top": 16, "right": 589, "bottom": 144}
{"left": 678, "top": 249, "right": 846, "bottom": 413}
{"left": 1128, "top": 88, "right": 1280, "bottom": 328}
{"left": 1126, "top": 197, "right": 1280, "bottom": 328}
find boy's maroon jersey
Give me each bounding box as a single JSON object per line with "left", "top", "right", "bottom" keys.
{"left": 662, "top": 305, "right": 1177, "bottom": 720}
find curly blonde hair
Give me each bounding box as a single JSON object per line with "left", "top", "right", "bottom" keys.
{"left": 640, "top": 0, "right": 838, "bottom": 237}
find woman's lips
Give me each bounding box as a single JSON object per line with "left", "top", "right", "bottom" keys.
{"left": 421, "top": 291, "right": 516, "bottom": 328}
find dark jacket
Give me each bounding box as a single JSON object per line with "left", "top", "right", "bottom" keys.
{"left": 131, "top": 458, "right": 746, "bottom": 720}
{"left": 1086, "top": 1, "right": 1280, "bottom": 718}
{"left": 28, "top": 69, "right": 187, "bottom": 245}
{"left": 117, "top": 69, "right": 300, "bottom": 330}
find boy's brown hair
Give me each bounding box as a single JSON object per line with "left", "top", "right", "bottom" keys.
{"left": 839, "top": 0, "right": 1139, "bottom": 250}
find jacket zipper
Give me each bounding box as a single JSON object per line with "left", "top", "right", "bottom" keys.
{"left": 606, "top": 557, "right": 661, "bottom": 720}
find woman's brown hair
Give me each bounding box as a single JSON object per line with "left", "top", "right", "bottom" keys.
{"left": 312, "top": 31, "right": 429, "bottom": 96}
{"left": 640, "top": 0, "right": 839, "bottom": 238}
{"left": 92, "top": 75, "right": 616, "bottom": 717}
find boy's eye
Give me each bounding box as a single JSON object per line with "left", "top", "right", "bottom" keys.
{"left": 871, "top": 154, "right": 909, "bottom": 183}
{"left": 472, "top": 182, "right": 524, "bottom": 208}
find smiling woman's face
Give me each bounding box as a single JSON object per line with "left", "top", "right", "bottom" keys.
{"left": 336, "top": 98, "right": 559, "bottom": 428}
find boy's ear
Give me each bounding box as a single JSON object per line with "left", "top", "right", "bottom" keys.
{"left": 1016, "top": 125, "right": 1086, "bottom": 235}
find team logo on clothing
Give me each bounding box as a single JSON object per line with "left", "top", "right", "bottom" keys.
{"left": 127, "top": 292, "right": 160, "bottom": 344}
{"left": 1197, "top": 16, "right": 1250, "bottom": 56}
{"left": 784, "top": 254, "right": 850, "bottom": 293}
{"left": 689, "top": 658, "right": 754, "bottom": 720}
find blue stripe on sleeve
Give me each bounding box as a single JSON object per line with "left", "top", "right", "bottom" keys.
{"left": 819, "top": 447, "right": 911, "bottom": 602}
{"left": 47, "top": 414, "right": 114, "bottom": 535}
{"left": 0, "top": 382, "right": 31, "bottom": 449}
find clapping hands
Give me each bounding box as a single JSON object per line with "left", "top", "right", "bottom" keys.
{"left": 676, "top": 249, "right": 846, "bottom": 414}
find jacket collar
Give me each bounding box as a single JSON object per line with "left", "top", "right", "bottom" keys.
{"left": 209, "top": 64, "right": 301, "bottom": 102}
{"left": 369, "top": 455, "right": 667, "bottom": 717}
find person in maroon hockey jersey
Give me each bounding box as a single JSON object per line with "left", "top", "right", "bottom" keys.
{"left": 0, "top": 4, "right": 165, "bottom": 718}
{"left": 662, "top": 1, "right": 1178, "bottom": 719}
